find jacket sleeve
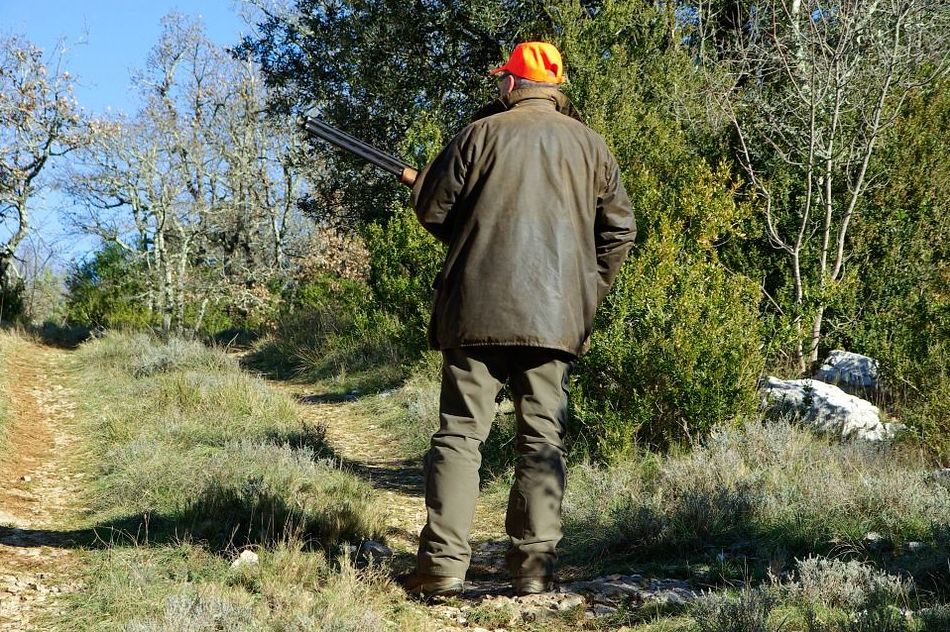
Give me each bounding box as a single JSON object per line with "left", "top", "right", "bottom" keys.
{"left": 410, "top": 127, "right": 473, "bottom": 245}
{"left": 595, "top": 157, "right": 636, "bottom": 303}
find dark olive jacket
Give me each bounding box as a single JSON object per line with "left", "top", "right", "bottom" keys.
{"left": 410, "top": 87, "right": 636, "bottom": 356}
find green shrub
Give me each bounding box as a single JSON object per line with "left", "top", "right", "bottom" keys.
{"left": 573, "top": 232, "right": 763, "bottom": 457}
{"left": 829, "top": 79, "right": 950, "bottom": 461}
{"left": 554, "top": 3, "right": 764, "bottom": 458}
{"left": 65, "top": 243, "right": 152, "bottom": 331}
{"left": 365, "top": 204, "right": 444, "bottom": 357}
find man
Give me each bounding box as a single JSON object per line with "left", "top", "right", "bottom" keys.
{"left": 402, "top": 42, "right": 635, "bottom": 597}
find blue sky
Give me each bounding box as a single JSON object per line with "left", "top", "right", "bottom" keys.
{"left": 1, "top": 0, "right": 254, "bottom": 263}
{"left": 1, "top": 0, "right": 251, "bottom": 115}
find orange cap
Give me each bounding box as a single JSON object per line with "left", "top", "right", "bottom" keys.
{"left": 490, "top": 42, "right": 565, "bottom": 84}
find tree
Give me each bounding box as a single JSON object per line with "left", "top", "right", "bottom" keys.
{"left": 0, "top": 34, "right": 87, "bottom": 319}
{"left": 700, "top": 0, "right": 950, "bottom": 370}
{"left": 69, "top": 15, "right": 310, "bottom": 335}
{"left": 236, "top": 0, "right": 554, "bottom": 227}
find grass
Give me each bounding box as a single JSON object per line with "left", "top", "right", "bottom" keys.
{"left": 244, "top": 306, "right": 411, "bottom": 393}
{"left": 50, "top": 331, "right": 422, "bottom": 630}
{"left": 66, "top": 539, "right": 430, "bottom": 631}
{"left": 28, "top": 330, "right": 950, "bottom": 630}
{"left": 561, "top": 420, "right": 950, "bottom": 596}
{"left": 0, "top": 329, "right": 14, "bottom": 455}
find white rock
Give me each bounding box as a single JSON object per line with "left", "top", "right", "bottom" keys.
{"left": 760, "top": 377, "right": 899, "bottom": 441}
{"left": 815, "top": 350, "right": 878, "bottom": 394}
{"left": 231, "top": 550, "right": 259, "bottom": 568}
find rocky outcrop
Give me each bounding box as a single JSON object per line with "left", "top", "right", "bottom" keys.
{"left": 759, "top": 376, "right": 902, "bottom": 441}
{"left": 814, "top": 350, "right": 879, "bottom": 395}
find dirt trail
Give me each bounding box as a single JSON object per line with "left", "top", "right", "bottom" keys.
{"left": 279, "top": 382, "right": 698, "bottom": 628}
{"left": 0, "top": 340, "right": 84, "bottom": 632}
{"left": 280, "top": 385, "right": 507, "bottom": 576}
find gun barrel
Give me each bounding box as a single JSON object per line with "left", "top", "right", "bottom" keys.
{"left": 303, "top": 116, "right": 410, "bottom": 178}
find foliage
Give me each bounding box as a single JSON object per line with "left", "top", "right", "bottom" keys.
{"left": 365, "top": 205, "right": 444, "bottom": 357}
{"left": 830, "top": 79, "right": 950, "bottom": 461}
{"left": 65, "top": 243, "right": 152, "bottom": 331}
{"left": 247, "top": 272, "right": 410, "bottom": 389}
{"left": 236, "top": 0, "right": 555, "bottom": 227}
{"left": 695, "top": 0, "right": 950, "bottom": 369}
{"left": 552, "top": 0, "right": 763, "bottom": 456}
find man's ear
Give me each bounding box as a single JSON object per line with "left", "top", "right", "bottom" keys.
{"left": 505, "top": 74, "right": 516, "bottom": 94}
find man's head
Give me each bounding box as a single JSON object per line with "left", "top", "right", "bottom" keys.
{"left": 490, "top": 42, "right": 564, "bottom": 96}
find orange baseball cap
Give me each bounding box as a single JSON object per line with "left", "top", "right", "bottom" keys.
{"left": 490, "top": 42, "right": 565, "bottom": 84}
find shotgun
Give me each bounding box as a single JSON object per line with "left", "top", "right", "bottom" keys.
{"left": 302, "top": 116, "right": 418, "bottom": 187}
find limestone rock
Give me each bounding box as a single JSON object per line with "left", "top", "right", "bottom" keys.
{"left": 760, "top": 376, "right": 900, "bottom": 441}
{"left": 814, "top": 350, "right": 879, "bottom": 394}
{"left": 231, "top": 550, "right": 259, "bottom": 568}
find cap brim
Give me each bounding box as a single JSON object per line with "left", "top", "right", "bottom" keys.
{"left": 489, "top": 64, "right": 507, "bottom": 76}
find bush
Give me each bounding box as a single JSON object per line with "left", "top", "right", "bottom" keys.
{"left": 65, "top": 243, "right": 152, "bottom": 331}
{"left": 830, "top": 79, "right": 950, "bottom": 461}
{"left": 573, "top": 238, "right": 763, "bottom": 457}
{"left": 784, "top": 557, "right": 912, "bottom": 611}
{"left": 691, "top": 586, "right": 776, "bottom": 632}
{"left": 555, "top": 4, "right": 764, "bottom": 458}
{"left": 365, "top": 204, "right": 444, "bottom": 357}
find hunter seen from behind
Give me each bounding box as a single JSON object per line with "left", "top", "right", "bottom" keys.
{"left": 1, "top": 0, "right": 949, "bottom": 630}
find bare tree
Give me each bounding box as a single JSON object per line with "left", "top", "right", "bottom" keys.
{"left": 0, "top": 35, "right": 86, "bottom": 314}
{"left": 702, "top": 0, "right": 949, "bottom": 370}
{"left": 18, "top": 232, "right": 66, "bottom": 324}
{"left": 69, "top": 14, "right": 310, "bottom": 334}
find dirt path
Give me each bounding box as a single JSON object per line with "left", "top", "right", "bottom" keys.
{"left": 278, "top": 382, "right": 698, "bottom": 629}
{"left": 280, "top": 385, "right": 507, "bottom": 576}
{"left": 0, "top": 339, "right": 84, "bottom": 632}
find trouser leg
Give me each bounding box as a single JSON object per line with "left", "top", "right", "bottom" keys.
{"left": 416, "top": 347, "right": 505, "bottom": 578}
{"left": 505, "top": 349, "right": 572, "bottom": 579}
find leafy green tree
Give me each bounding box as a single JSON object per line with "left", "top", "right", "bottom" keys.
{"left": 237, "top": 0, "right": 556, "bottom": 227}
{"left": 833, "top": 80, "right": 950, "bottom": 459}
{"left": 697, "top": 0, "right": 949, "bottom": 371}
{"left": 65, "top": 243, "right": 151, "bottom": 330}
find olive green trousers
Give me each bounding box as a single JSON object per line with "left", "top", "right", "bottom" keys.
{"left": 416, "top": 346, "right": 574, "bottom": 580}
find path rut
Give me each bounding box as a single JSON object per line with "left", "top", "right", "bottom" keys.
{"left": 0, "top": 340, "right": 83, "bottom": 632}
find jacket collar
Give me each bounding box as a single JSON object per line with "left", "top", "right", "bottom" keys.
{"left": 471, "top": 87, "right": 585, "bottom": 124}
